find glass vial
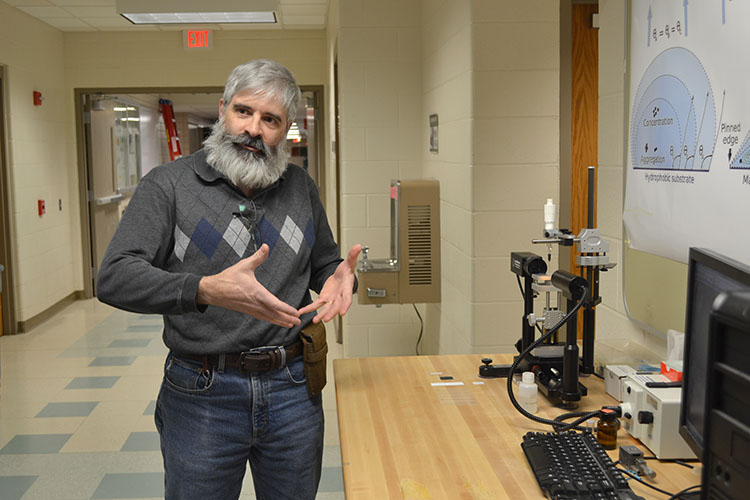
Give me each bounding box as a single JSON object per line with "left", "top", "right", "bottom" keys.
{"left": 596, "top": 409, "right": 619, "bottom": 450}
{"left": 518, "top": 372, "right": 538, "bottom": 413}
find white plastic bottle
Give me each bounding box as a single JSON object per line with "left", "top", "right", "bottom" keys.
{"left": 518, "top": 372, "right": 538, "bottom": 413}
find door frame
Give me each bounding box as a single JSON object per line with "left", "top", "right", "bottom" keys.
{"left": 75, "top": 85, "right": 326, "bottom": 298}
{"left": 75, "top": 86, "right": 223, "bottom": 298}
{"left": 0, "top": 66, "right": 17, "bottom": 334}
{"left": 303, "top": 85, "right": 327, "bottom": 209}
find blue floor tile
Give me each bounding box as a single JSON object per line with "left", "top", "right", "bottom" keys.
{"left": 65, "top": 376, "right": 120, "bottom": 389}
{"left": 0, "top": 475, "right": 38, "bottom": 500}
{"left": 137, "top": 315, "right": 161, "bottom": 322}
{"left": 36, "top": 401, "right": 98, "bottom": 418}
{"left": 0, "top": 434, "right": 71, "bottom": 454}
{"left": 89, "top": 356, "right": 137, "bottom": 367}
{"left": 143, "top": 400, "right": 156, "bottom": 416}
{"left": 318, "top": 467, "right": 344, "bottom": 492}
{"left": 126, "top": 324, "right": 161, "bottom": 332}
{"left": 108, "top": 339, "right": 151, "bottom": 348}
{"left": 120, "top": 432, "right": 160, "bottom": 452}
{"left": 91, "top": 472, "right": 164, "bottom": 499}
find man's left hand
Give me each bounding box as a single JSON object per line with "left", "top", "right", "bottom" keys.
{"left": 298, "top": 244, "right": 362, "bottom": 323}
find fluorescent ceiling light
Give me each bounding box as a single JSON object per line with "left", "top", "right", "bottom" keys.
{"left": 287, "top": 122, "right": 302, "bottom": 142}
{"left": 117, "top": 0, "right": 278, "bottom": 25}
{"left": 122, "top": 12, "right": 276, "bottom": 24}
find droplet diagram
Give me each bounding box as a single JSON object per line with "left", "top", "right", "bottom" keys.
{"left": 630, "top": 47, "right": 716, "bottom": 171}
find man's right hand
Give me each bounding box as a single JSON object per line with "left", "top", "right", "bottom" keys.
{"left": 196, "top": 244, "right": 301, "bottom": 328}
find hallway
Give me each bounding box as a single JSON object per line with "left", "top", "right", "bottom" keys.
{"left": 0, "top": 299, "right": 345, "bottom": 499}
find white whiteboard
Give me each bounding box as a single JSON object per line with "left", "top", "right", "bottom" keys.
{"left": 623, "top": 0, "right": 750, "bottom": 266}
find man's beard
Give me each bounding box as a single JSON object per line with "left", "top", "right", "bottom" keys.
{"left": 203, "top": 117, "right": 289, "bottom": 191}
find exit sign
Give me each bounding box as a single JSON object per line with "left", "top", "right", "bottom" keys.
{"left": 183, "top": 30, "right": 213, "bottom": 50}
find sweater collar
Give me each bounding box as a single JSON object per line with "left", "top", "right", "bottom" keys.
{"left": 192, "top": 148, "right": 222, "bottom": 182}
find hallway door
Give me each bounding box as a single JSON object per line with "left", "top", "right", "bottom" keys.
{"left": 84, "top": 96, "right": 139, "bottom": 294}
{"left": 291, "top": 87, "right": 326, "bottom": 206}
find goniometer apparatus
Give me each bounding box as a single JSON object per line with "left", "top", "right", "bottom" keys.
{"left": 483, "top": 166, "right": 616, "bottom": 408}
{"left": 531, "top": 166, "right": 616, "bottom": 377}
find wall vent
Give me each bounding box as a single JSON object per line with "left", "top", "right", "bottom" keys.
{"left": 407, "top": 204, "right": 432, "bottom": 285}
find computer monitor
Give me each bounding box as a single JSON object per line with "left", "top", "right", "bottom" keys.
{"left": 679, "top": 248, "right": 750, "bottom": 458}
{"left": 701, "top": 290, "right": 750, "bottom": 500}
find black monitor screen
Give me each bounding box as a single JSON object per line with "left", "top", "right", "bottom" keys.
{"left": 680, "top": 248, "right": 750, "bottom": 458}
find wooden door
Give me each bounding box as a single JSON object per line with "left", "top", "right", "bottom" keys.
{"left": 571, "top": 3, "right": 599, "bottom": 334}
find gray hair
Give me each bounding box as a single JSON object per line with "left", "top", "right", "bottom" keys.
{"left": 222, "top": 59, "right": 301, "bottom": 126}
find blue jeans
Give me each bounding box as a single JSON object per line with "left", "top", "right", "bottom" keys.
{"left": 154, "top": 352, "right": 324, "bottom": 500}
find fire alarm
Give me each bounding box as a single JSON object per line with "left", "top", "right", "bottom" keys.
{"left": 33, "top": 91, "right": 43, "bottom": 106}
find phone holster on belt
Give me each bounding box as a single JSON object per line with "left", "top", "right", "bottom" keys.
{"left": 299, "top": 321, "right": 328, "bottom": 398}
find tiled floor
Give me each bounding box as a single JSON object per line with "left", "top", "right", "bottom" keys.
{"left": 0, "top": 299, "right": 345, "bottom": 500}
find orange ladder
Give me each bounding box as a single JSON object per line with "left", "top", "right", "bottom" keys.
{"left": 159, "top": 99, "right": 182, "bottom": 161}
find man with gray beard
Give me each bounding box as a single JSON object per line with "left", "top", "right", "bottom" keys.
{"left": 202, "top": 106, "right": 289, "bottom": 193}
{"left": 97, "top": 59, "right": 361, "bottom": 500}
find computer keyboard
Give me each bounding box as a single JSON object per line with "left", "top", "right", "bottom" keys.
{"left": 521, "top": 431, "right": 645, "bottom": 500}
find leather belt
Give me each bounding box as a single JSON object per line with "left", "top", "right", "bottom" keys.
{"left": 175, "top": 339, "right": 303, "bottom": 373}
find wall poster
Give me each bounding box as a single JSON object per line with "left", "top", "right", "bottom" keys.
{"left": 624, "top": 0, "right": 750, "bottom": 265}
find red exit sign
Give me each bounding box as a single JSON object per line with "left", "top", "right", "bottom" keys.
{"left": 183, "top": 30, "right": 213, "bottom": 50}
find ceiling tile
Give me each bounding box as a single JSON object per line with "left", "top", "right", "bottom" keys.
{"left": 63, "top": 6, "right": 116, "bottom": 17}
{"left": 280, "top": 0, "right": 328, "bottom": 5}
{"left": 5, "top": 0, "right": 330, "bottom": 31}
{"left": 17, "top": 5, "right": 72, "bottom": 17}
{"left": 280, "top": 4, "right": 327, "bottom": 16}
{"left": 40, "top": 16, "right": 92, "bottom": 28}
{"left": 283, "top": 25, "right": 326, "bottom": 31}
{"left": 282, "top": 15, "right": 325, "bottom": 25}
{"left": 79, "top": 16, "right": 135, "bottom": 27}
{"left": 49, "top": 0, "right": 114, "bottom": 5}
{"left": 3, "top": 0, "right": 54, "bottom": 6}
{"left": 218, "top": 23, "right": 280, "bottom": 31}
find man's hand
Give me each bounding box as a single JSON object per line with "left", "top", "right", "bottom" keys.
{"left": 298, "top": 244, "right": 362, "bottom": 323}
{"left": 196, "top": 244, "right": 301, "bottom": 328}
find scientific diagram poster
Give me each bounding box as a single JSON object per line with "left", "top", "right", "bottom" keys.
{"left": 623, "top": 0, "right": 750, "bottom": 265}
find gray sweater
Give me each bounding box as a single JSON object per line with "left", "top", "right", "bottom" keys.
{"left": 97, "top": 149, "right": 344, "bottom": 355}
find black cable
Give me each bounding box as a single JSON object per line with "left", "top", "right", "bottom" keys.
{"left": 666, "top": 484, "right": 701, "bottom": 500}
{"left": 507, "top": 287, "right": 600, "bottom": 432}
{"left": 413, "top": 304, "right": 423, "bottom": 356}
{"left": 643, "top": 456, "right": 694, "bottom": 469}
{"left": 516, "top": 275, "right": 525, "bottom": 296}
{"left": 553, "top": 410, "right": 599, "bottom": 431}
{"left": 552, "top": 411, "right": 599, "bottom": 432}
{"left": 553, "top": 410, "right": 592, "bottom": 422}
{"left": 618, "top": 468, "right": 699, "bottom": 498}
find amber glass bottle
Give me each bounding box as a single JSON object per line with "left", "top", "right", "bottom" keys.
{"left": 596, "top": 409, "right": 619, "bottom": 450}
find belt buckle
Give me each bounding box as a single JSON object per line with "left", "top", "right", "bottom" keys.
{"left": 238, "top": 351, "right": 252, "bottom": 372}
{"left": 239, "top": 345, "right": 286, "bottom": 371}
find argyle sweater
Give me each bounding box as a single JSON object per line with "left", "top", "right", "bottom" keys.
{"left": 97, "top": 149, "right": 344, "bottom": 355}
